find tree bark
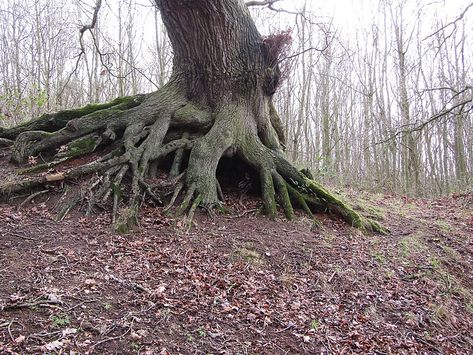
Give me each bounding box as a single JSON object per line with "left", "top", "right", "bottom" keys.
{"left": 0, "top": 0, "right": 385, "bottom": 234}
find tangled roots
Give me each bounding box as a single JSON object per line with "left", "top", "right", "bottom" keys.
{"left": 0, "top": 88, "right": 387, "bottom": 234}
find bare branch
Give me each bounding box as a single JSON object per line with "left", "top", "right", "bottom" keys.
{"left": 280, "top": 45, "right": 329, "bottom": 63}
{"left": 424, "top": 2, "right": 473, "bottom": 41}
{"left": 58, "top": 0, "right": 103, "bottom": 97}
{"left": 79, "top": 0, "right": 103, "bottom": 34}
{"left": 376, "top": 94, "right": 473, "bottom": 145}
{"left": 246, "top": 0, "right": 283, "bottom": 7}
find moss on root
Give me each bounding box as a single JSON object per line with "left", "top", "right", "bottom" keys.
{"left": 114, "top": 206, "right": 139, "bottom": 234}
{"left": 1, "top": 83, "right": 387, "bottom": 236}
{"left": 0, "top": 95, "right": 146, "bottom": 141}
{"left": 66, "top": 135, "right": 101, "bottom": 158}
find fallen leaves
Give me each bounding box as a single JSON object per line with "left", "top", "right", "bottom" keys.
{"left": 0, "top": 192, "right": 472, "bottom": 353}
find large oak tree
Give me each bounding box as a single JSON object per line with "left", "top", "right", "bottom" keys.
{"left": 0, "top": 0, "right": 383, "bottom": 233}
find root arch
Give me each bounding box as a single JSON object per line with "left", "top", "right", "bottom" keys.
{"left": 1, "top": 84, "right": 386, "bottom": 235}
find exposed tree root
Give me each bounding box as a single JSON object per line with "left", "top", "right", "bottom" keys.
{"left": 0, "top": 85, "right": 387, "bottom": 235}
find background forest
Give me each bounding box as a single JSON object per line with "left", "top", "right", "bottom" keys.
{"left": 1, "top": 0, "right": 472, "bottom": 196}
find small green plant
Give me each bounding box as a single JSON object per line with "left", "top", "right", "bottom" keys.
{"left": 197, "top": 328, "right": 206, "bottom": 337}
{"left": 103, "top": 302, "right": 112, "bottom": 310}
{"left": 50, "top": 313, "right": 70, "bottom": 327}
{"left": 371, "top": 251, "right": 385, "bottom": 264}
{"left": 186, "top": 334, "right": 195, "bottom": 342}
{"left": 310, "top": 319, "right": 320, "bottom": 330}
{"left": 429, "top": 257, "right": 441, "bottom": 270}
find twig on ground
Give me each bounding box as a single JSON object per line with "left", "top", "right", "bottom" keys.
{"left": 66, "top": 299, "right": 99, "bottom": 312}
{"left": 90, "top": 326, "right": 131, "bottom": 350}
{"left": 8, "top": 232, "right": 38, "bottom": 241}
{"left": 2, "top": 299, "right": 63, "bottom": 311}
{"left": 18, "top": 190, "right": 49, "bottom": 210}
{"left": 107, "top": 273, "right": 152, "bottom": 294}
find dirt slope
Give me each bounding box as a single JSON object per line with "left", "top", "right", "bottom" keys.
{"left": 1, "top": 183, "right": 472, "bottom": 354}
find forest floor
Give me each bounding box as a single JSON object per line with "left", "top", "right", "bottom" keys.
{"left": 0, "top": 154, "right": 472, "bottom": 354}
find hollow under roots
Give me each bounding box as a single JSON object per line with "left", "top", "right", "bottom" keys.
{"left": 0, "top": 84, "right": 387, "bottom": 234}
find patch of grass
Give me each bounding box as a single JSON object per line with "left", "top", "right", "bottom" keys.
{"left": 442, "top": 245, "right": 460, "bottom": 261}
{"left": 398, "top": 233, "right": 427, "bottom": 260}
{"left": 431, "top": 304, "right": 448, "bottom": 324}
{"left": 279, "top": 272, "right": 297, "bottom": 289}
{"left": 353, "top": 197, "right": 386, "bottom": 221}
{"left": 235, "top": 246, "right": 263, "bottom": 266}
{"left": 322, "top": 232, "right": 335, "bottom": 247}
{"left": 371, "top": 251, "right": 385, "bottom": 264}
{"left": 388, "top": 198, "right": 420, "bottom": 218}
{"left": 435, "top": 220, "right": 453, "bottom": 234}
{"left": 439, "top": 271, "right": 454, "bottom": 293}
{"left": 50, "top": 313, "right": 70, "bottom": 328}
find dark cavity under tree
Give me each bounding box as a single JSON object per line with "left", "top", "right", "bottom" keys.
{"left": 0, "top": 0, "right": 384, "bottom": 233}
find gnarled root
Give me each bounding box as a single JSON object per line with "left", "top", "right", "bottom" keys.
{"left": 171, "top": 103, "right": 388, "bottom": 234}
{"left": 0, "top": 90, "right": 386, "bottom": 234}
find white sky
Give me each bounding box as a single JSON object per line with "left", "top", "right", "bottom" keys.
{"left": 97, "top": 0, "right": 473, "bottom": 46}
{"left": 259, "top": 0, "right": 473, "bottom": 36}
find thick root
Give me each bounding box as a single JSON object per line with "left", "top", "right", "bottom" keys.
{"left": 1, "top": 89, "right": 387, "bottom": 235}
{"left": 0, "top": 95, "right": 146, "bottom": 141}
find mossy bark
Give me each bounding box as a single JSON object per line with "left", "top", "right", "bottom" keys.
{"left": 0, "top": 0, "right": 386, "bottom": 234}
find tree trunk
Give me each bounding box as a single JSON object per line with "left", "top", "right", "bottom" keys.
{"left": 0, "top": 0, "right": 385, "bottom": 233}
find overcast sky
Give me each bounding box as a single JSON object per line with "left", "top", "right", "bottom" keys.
{"left": 256, "top": 0, "right": 473, "bottom": 36}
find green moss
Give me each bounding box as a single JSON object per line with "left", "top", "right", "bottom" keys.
{"left": 1, "top": 94, "right": 146, "bottom": 140}
{"left": 260, "top": 172, "right": 277, "bottom": 219}
{"left": 304, "top": 178, "right": 364, "bottom": 227}
{"left": 398, "top": 233, "right": 427, "bottom": 259}
{"left": 111, "top": 182, "right": 123, "bottom": 200}
{"left": 114, "top": 206, "right": 139, "bottom": 234}
{"left": 429, "top": 257, "right": 441, "bottom": 270}
{"left": 354, "top": 199, "right": 386, "bottom": 220}
{"left": 67, "top": 136, "right": 98, "bottom": 157}
{"left": 50, "top": 313, "right": 70, "bottom": 327}
{"left": 18, "top": 157, "right": 69, "bottom": 174}
{"left": 172, "top": 102, "right": 213, "bottom": 129}
{"left": 55, "top": 95, "right": 144, "bottom": 123}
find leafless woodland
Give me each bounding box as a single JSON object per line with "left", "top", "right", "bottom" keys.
{"left": 1, "top": 0, "right": 471, "bottom": 196}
